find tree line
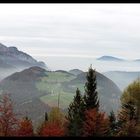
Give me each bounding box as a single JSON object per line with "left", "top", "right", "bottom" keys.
{"left": 0, "top": 66, "right": 140, "bottom": 136}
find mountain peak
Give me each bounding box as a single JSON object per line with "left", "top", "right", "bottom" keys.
{"left": 0, "top": 43, "right": 7, "bottom": 47}
{"left": 97, "top": 56, "right": 124, "bottom": 61}
{"left": 0, "top": 43, "right": 8, "bottom": 52}
{"left": 8, "top": 46, "right": 18, "bottom": 52}
{"left": 27, "top": 66, "right": 46, "bottom": 73}
{"left": 3, "top": 66, "right": 47, "bottom": 82}
{"left": 0, "top": 42, "right": 47, "bottom": 69}
{"left": 69, "top": 69, "right": 83, "bottom": 75}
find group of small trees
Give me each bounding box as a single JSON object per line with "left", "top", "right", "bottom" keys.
{"left": 1, "top": 66, "right": 140, "bottom": 136}
{"left": 66, "top": 66, "right": 109, "bottom": 136}
{"left": 66, "top": 66, "right": 140, "bottom": 137}
{"left": 0, "top": 95, "right": 66, "bottom": 137}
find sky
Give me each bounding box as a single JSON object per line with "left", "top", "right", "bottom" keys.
{"left": 0, "top": 4, "right": 140, "bottom": 71}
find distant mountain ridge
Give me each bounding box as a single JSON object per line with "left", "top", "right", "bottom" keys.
{"left": 0, "top": 43, "right": 47, "bottom": 80}
{"left": 69, "top": 69, "right": 83, "bottom": 75}
{"left": 0, "top": 43, "right": 46, "bottom": 68}
{"left": 97, "top": 55, "right": 140, "bottom": 62}
{"left": 97, "top": 56, "right": 124, "bottom": 61}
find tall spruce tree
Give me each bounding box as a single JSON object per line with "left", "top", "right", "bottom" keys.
{"left": 84, "top": 65, "right": 99, "bottom": 110}
{"left": 67, "top": 88, "right": 85, "bottom": 136}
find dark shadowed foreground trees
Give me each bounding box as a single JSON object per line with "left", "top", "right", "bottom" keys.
{"left": 66, "top": 88, "right": 85, "bottom": 136}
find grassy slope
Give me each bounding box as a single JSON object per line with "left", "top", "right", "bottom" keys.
{"left": 36, "top": 71, "right": 121, "bottom": 113}
{"left": 36, "top": 71, "right": 79, "bottom": 109}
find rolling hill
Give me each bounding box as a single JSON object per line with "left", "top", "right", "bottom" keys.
{"left": 0, "top": 66, "right": 122, "bottom": 125}
{"left": 68, "top": 69, "right": 83, "bottom": 75}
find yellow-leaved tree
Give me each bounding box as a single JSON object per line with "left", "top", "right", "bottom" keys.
{"left": 117, "top": 78, "right": 140, "bottom": 136}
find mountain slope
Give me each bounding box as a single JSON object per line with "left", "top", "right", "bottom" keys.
{"left": 0, "top": 43, "right": 47, "bottom": 80}
{"left": 103, "top": 71, "right": 140, "bottom": 91}
{"left": 62, "top": 72, "right": 122, "bottom": 113}
{"left": 0, "top": 67, "right": 122, "bottom": 125}
{"left": 0, "top": 66, "right": 47, "bottom": 102}
{"left": 0, "top": 66, "right": 50, "bottom": 127}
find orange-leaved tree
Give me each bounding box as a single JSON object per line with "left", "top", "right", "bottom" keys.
{"left": 82, "top": 108, "right": 109, "bottom": 137}
{"left": 38, "top": 107, "right": 66, "bottom": 136}
{"left": 17, "top": 116, "right": 34, "bottom": 136}
{"left": 40, "top": 121, "right": 65, "bottom": 136}
{"left": 0, "top": 94, "right": 18, "bottom": 136}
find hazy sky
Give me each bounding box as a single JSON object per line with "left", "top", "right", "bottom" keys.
{"left": 1, "top": 4, "right": 140, "bottom": 70}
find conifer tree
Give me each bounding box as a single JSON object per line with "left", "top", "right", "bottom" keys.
{"left": 108, "top": 110, "right": 118, "bottom": 136}
{"left": 45, "top": 112, "right": 48, "bottom": 122}
{"left": 84, "top": 65, "right": 99, "bottom": 110}
{"left": 67, "top": 88, "right": 85, "bottom": 136}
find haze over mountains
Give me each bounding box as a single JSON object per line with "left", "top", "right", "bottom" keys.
{"left": 103, "top": 71, "right": 140, "bottom": 91}
{"left": 0, "top": 42, "right": 140, "bottom": 127}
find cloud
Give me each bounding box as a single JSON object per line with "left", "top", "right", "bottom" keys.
{"left": 0, "top": 4, "right": 140, "bottom": 61}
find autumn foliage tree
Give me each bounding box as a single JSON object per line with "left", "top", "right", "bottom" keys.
{"left": 82, "top": 108, "right": 109, "bottom": 137}
{"left": 17, "top": 116, "right": 33, "bottom": 136}
{"left": 0, "top": 94, "right": 18, "bottom": 136}
{"left": 117, "top": 99, "right": 138, "bottom": 136}
{"left": 48, "top": 107, "right": 65, "bottom": 127}
{"left": 120, "top": 79, "right": 140, "bottom": 122}
{"left": 39, "top": 121, "right": 65, "bottom": 136}
{"left": 117, "top": 80, "right": 139, "bottom": 136}
{"left": 38, "top": 107, "right": 66, "bottom": 136}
